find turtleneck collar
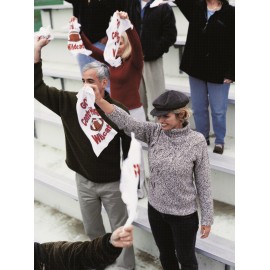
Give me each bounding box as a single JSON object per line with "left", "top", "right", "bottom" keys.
{"left": 163, "top": 121, "right": 191, "bottom": 138}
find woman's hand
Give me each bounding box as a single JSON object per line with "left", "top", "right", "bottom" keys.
{"left": 200, "top": 225, "right": 211, "bottom": 239}
{"left": 69, "top": 16, "right": 77, "bottom": 23}
{"left": 117, "top": 11, "right": 129, "bottom": 20}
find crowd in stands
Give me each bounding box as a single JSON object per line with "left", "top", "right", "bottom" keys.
{"left": 34, "top": 1, "right": 234, "bottom": 269}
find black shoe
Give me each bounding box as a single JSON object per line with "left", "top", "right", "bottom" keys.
{"left": 213, "top": 144, "right": 224, "bottom": 154}
{"left": 206, "top": 139, "right": 210, "bottom": 146}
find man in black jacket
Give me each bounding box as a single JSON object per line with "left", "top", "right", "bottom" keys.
{"left": 34, "top": 36, "right": 135, "bottom": 270}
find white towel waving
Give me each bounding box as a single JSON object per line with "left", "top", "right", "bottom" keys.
{"left": 76, "top": 85, "right": 117, "bottom": 156}
{"left": 35, "top": 26, "right": 54, "bottom": 40}
{"left": 103, "top": 12, "right": 133, "bottom": 67}
{"left": 120, "top": 133, "right": 142, "bottom": 228}
{"left": 67, "top": 17, "right": 92, "bottom": 56}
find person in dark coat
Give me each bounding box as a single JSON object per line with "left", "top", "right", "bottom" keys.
{"left": 175, "top": 0, "right": 235, "bottom": 154}
{"left": 122, "top": 0, "right": 177, "bottom": 120}
{"left": 34, "top": 225, "right": 133, "bottom": 270}
{"left": 34, "top": 34, "right": 135, "bottom": 270}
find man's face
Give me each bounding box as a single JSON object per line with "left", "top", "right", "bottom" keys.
{"left": 82, "top": 69, "right": 107, "bottom": 97}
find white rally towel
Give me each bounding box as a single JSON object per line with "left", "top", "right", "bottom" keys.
{"left": 67, "top": 17, "right": 92, "bottom": 56}
{"left": 150, "top": 0, "right": 175, "bottom": 8}
{"left": 120, "top": 132, "right": 142, "bottom": 228}
{"left": 76, "top": 85, "right": 117, "bottom": 157}
{"left": 103, "top": 12, "right": 133, "bottom": 67}
{"left": 35, "top": 26, "right": 54, "bottom": 41}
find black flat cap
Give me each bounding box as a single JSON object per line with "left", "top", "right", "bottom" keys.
{"left": 150, "top": 90, "right": 189, "bottom": 116}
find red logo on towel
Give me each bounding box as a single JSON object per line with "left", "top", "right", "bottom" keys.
{"left": 91, "top": 124, "right": 113, "bottom": 144}
{"left": 112, "top": 31, "right": 120, "bottom": 44}
{"left": 90, "top": 118, "right": 104, "bottom": 132}
{"left": 133, "top": 164, "right": 140, "bottom": 178}
{"left": 68, "top": 43, "right": 85, "bottom": 50}
{"left": 80, "top": 98, "right": 88, "bottom": 109}
{"left": 81, "top": 107, "right": 99, "bottom": 126}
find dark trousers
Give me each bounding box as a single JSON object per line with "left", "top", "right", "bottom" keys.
{"left": 148, "top": 203, "right": 199, "bottom": 270}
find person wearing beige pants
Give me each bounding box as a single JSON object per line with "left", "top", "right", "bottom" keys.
{"left": 139, "top": 57, "right": 166, "bottom": 121}
{"left": 76, "top": 173, "right": 135, "bottom": 270}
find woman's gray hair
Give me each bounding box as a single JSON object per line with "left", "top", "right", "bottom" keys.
{"left": 82, "top": 62, "right": 110, "bottom": 81}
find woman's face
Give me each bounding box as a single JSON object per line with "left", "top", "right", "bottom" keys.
{"left": 157, "top": 113, "right": 182, "bottom": 130}
{"left": 116, "top": 36, "right": 126, "bottom": 57}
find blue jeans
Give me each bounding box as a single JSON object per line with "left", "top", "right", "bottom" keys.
{"left": 189, "top": 76, "right": 230, "bottom": 145}
{"left": 148, "top": 203, "right": 199, "bottom": 270}
{"left": 77, "top": 41, "right": 110, "bottom": 93}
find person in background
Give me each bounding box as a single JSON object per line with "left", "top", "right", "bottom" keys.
{"left": 65, "top": 0, "right": 124, "bottom": 74}
{"left": 81, "top": 11, "right": 147, "bottom": 198}
{"left": 34, "top": 36, "right": 135, "bottom": 270}
{"left": 65, "top": 0, "right": 126, "bottom": 95}
{"left": 174, "top": 0, "right": 235, "bottom": 154}
{"left": 122, "top": 0, "right": 177, "bottom": 120}
{"left": 91, "top": 85, "right": 214, "bottom": 270}
{"left": 34, "top": 225, "right": 134, "bottom": 270}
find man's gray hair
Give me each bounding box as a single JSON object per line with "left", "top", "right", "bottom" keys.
{"left": 82, "top": 62, "right": 110, "bottom": 81}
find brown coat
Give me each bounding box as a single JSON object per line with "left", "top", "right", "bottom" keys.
{"left": 34, "top": 233, "right": 122, "bottom": 270}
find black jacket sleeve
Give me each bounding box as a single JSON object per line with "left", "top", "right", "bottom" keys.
{"left": 40, "top": 234, "right": 122, "bottom": 270}
{"left": 34, "top": 61, "right": 62, "bottom": 116}
{"left": 156, "top": 5, "right": 177, "bottom": 57}
{"left": 174, "top": 0, "right": 197, "bottom": 21}
{"left": 224, "top": 7, "right": 235, "bottom": 81}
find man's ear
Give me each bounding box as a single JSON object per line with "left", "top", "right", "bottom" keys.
{"left": 102, "top": 78, "right": 108, "bottom": 88}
